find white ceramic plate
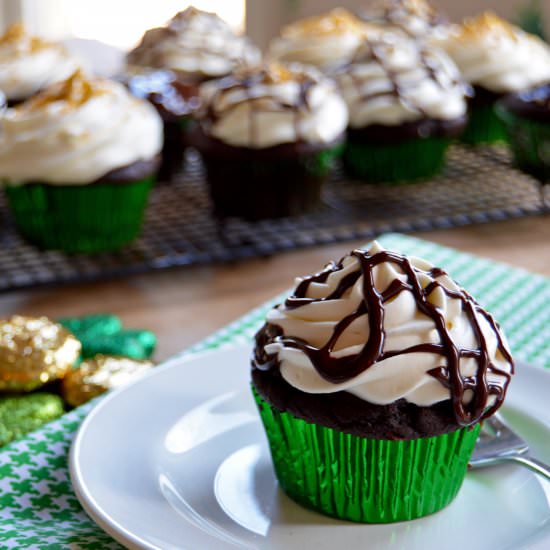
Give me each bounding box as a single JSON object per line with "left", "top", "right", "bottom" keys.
{"left": 70, "top": 345, "right": 550, "bottom": 550}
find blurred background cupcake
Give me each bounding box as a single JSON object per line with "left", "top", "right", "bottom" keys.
{"left": 0, "top": 70, "right": 163, "bottom": 253}
{"left": 439, "top": 12, "right": 550, "bottom": 144}
{"left": 336, "top": 31, "right": 468, "bottom": 182}
{"left": 125, "top": 7, "right": 260, "bottom": 180}
{"left": 0, "top": 23, "right": 81, "bottom": 107}
{"left": 267, "top": 8, "right": 368, "bottom": 73}
{"left": 358, "top": 0, "right": 451, "bottom": 40}
{"left": 497, "top": 84, "right": 550, "bottom": 182}
{"left": 192, "top": 63, "right": 348, "bottom": 220}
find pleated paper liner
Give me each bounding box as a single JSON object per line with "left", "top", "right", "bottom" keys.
{"left": 496, "top": 104, "right": 550, "bottom": 182}
{"left": 343, "top": 136, "right": 451, "bottom": 183}
{"left": 253, "top": 387, "right": 480, "bottom": 524}
{"left": 5, "top": 176, "right": 154, "bottom": 253}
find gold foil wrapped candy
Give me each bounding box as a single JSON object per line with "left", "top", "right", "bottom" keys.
{"left": 62, "top": 354, "right": 154, "bottom": 407}
{"left": 0, "top": 315, "right": 81, "bottom": 392}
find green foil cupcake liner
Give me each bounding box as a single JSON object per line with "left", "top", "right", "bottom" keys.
{"left": 253, "top": 388, "right": 480, "bottom": 523}
{"left": 460, "top": 104, "right": 507, "bottom": 145}
{"left": 5, "top": 177, "right": 154, "bottom": 253}
{"left": 496, "top": 105, "right": 550, "bottom": 182}
{"left": 343, "top": 137, "right": 450, "bottom": 183}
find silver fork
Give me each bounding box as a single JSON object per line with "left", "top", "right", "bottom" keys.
{"left": 470, "top": 415, "right": 550, "bottom": 480}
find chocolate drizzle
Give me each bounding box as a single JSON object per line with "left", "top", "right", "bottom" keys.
{"left": 254, "top": 249, "right": 514, "bottom": 426}
{"left": 345, "top": 37, "right": 464, "bottom": 118}
{"left": 201, "top": 66, "right": 323, "bottom": 147}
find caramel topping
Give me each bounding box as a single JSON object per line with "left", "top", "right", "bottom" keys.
{"left": 458, "top": 12, "right": 519, "bottom": 41}
{"left": 0, "top": 23, "right": 54, "bottom": 53}
{"left": 281, "top": 8, "right": 367, "bottom": 38}
{"left": 263, "top": 63, "right": 294, "bottom": 84}
{"left": 390, "top": 0, "right": 435, "bottom": 18}
{"left": 20, "top": 70, "right": 105, "bottom": 111}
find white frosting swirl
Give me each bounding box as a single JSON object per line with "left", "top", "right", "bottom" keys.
{"left": 336, "top": 33, "right": 467, "bottom": 127}
{"left": 0, "top": 24, "right": 80, "bottom": 102}
{"left": 359, "top": 0, "right": 450, "bottom": 40}
{"left": 198, "top": 64, "right": 348, "bottom": 148}
{"left": 439, "top": 13, "right": 550, "bottom": 93}
{"left": 0, "top": 72, "right": 163, "bottom": 185}
{"left": 264, "top": 241, "right": 513, "bottom": 408}
{"left": 127, "top": 7, "right": 260, "bottom": 79}
{"left": 268, "top": 9, "right": 368, "bottom": 72}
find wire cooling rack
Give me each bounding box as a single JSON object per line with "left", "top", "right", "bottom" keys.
{"left": 0, "top": 145, "right": 546, "bottom": 293}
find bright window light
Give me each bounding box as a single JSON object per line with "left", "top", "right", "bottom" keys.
{"left": 58, "top": 0, "right": 246, "bottom": 50}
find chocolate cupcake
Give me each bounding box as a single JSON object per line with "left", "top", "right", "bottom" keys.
{"left": 127, "top": 7, "right": 260, "bottom": 80}
{"left": 336, "top": 32, "right": 468, "bottom": 182}
{"left": 252, "top": 241, "right": 514, "bottom": 523}
{"left": 192, "top": 63, "right": 348, "bottom": 220}
{"left": 125, "top": 70, "right": 200, "bottom": 180}
{"left": 0, "top": 24, "right": 80, "bottom": 107}
{"left": 268, "top": 9, "right": 368, "bottom": 73}
{"left": 358, "top": 0, "right": 450, "bottom": 41}
{"left": 439, "top": 12, "right": 550, "bottom": 144}
{"left": 126, "top": 7, "right": 260, "bottom": 178}
{"left": 496, "top": 84, "right": 550, "bottom": 181}
{"left": 0, "top": 71, "right": 163, "bottom": 253}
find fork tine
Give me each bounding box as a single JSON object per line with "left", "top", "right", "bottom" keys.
{"left": 485, "top": 414, "right": 508, "bottom": 432}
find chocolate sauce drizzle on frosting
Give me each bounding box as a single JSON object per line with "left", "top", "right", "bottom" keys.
{"left": 345, "top": 37, "right": 463, "bottom": 117}
{"left": 200, "top": 65, "right": 322, "bottom": 145}
{"left": 361, "top": 0, "right": 445, "bottom": 38}
{"left": 254, "top": 248, "right": 514, "bottom": 426}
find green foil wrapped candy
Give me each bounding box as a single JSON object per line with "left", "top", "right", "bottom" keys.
{"left": 0, "top": 393, "right": 65, "bottom": 447}
{"left": 58, "top": 314, "right": 156, "bottom": 360}
{"left": 59, "top": 314, "right": 123, "bottom": 340}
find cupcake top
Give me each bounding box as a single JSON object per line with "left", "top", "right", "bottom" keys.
{"left": 0, "top": 71, "right": 163, "bottom": 185}
{"left": 197, "top": 63, "right": 348, "bottom": 149}
{"left": 127, "top": 7, "right": 260, "bottom": 80}
{"left": 253, "top": 242, "right": 514, "bottom": 426}
{"left": 359, "top": 0, "right": 449, "bottom": 40}
{"left": 268, "top": 8, "right": 369, "bottom": 72}
{"left": 336, "top": 32, "right": 467, "bottom": 128}
{"left": 440, "top": 12, "right": 550, "bottom": 94}
{"left": 499, "top": 83, "right": 550, "bottom": 124}
{"left": 0, "top": 24, "right": 80, "bottom": 102}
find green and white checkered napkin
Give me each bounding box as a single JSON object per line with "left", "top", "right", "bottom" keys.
{"left": 1, "top": 233, "right": 549, "bottom": 549}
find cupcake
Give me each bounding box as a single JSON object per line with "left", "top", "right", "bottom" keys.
{"left": 358, "top": 0, "right": 450, "bottom": 40}
{"left": 127, "top": 7, "right": 260, "bottom": 79}
{"left": 192, "top": 63, "right": 348, "bottom": 220}
{"left": 125, "top": 69, "right": 200, "bottom": 180}
{"left": 126, "top": 7, "right": 260, "bottom": 178}
{"left": 0, "top": 71, "right": 163, "bottom": 253}
{"left": 267, "top": 9, "right": 368, "bottom": 73}
{"left": 0, "top": 23, "right": 80, "bottom": 107}
{"left": 439, "top": 12, "right": 550, "bottom": 144}
{"left": 252, "top": 241, "right": 514, "bottom": 523}
{"left": 336, "top": 32, "right": 468, "bottom": 182}
{"left": 496, "top": 84, "right": 550, "bottom": 182}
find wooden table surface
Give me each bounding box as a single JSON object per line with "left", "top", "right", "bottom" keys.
{"left": 1, "top": 215, "right": 548, "bottom": 361}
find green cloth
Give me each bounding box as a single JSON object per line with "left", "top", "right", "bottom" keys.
{"left": 0, "top": 233, "right": 549, "bottom": 548}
